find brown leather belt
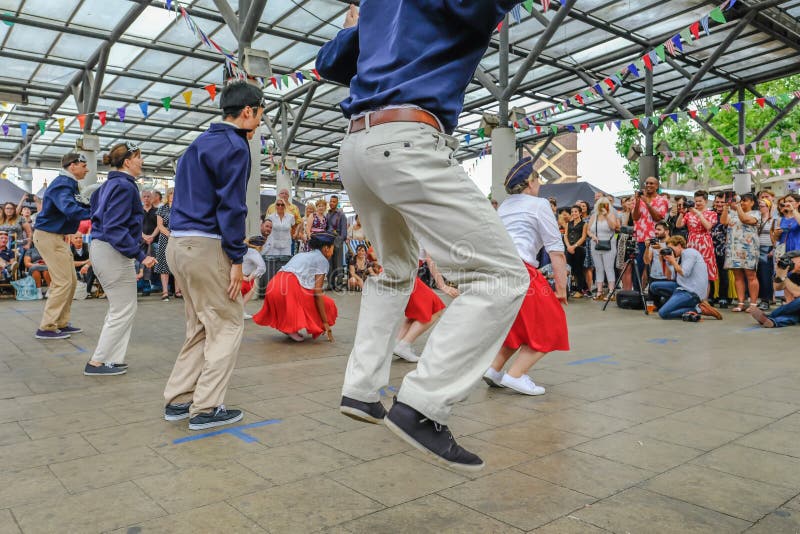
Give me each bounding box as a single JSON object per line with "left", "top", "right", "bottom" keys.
{"left": 348, "top": 108, "right": 442, "bottom": 134}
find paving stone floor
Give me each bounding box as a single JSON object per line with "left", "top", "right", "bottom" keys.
{"left": 0, "top": 292, "right": 799, "bottom": 533}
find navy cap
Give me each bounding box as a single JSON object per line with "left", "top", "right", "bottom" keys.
{"left": 310, "top": 232, "right": 336, "bottom": 245}
{"left": 504, "top": 157, "right": 534, "bottom": 192}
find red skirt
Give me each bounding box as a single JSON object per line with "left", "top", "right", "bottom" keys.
{"left": 405, "top": 278, "right": 446, "bottom": 323}
{"left": 503, "top": 263, "right": 569, "bottom": 353}
{"left": 241, "top": 279, "right": 254, "bottom": 296}
{"left": 253, "top": 271, "right": 338, "bottom": 339}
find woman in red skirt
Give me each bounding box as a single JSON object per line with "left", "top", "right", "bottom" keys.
{"left": 392, "top": 249, "right": 459, "bottom": 362}
{"left": 483, "top": 158, "right": 569, "bottom": 395}
{"left": 253, "top": 232, "right": 337, "bottom": 342}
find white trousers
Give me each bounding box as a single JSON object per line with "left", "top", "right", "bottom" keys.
{"left": 90, "top": 240, "right": 137, "bottom": 364}
{"left": 339, "top": 120, "right": 528, "bottom": 423}
{"left": 591, "top": 245, "right": 617, "bottom": 291}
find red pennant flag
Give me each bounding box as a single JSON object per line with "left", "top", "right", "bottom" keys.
{"left": 689, "top": 110, "right": 697, "bottom": 118}
{"left": 204, "top": 84, "right": 217, "bottom": 101}
{"left": 690, "top": 21, "right": 700, "bottom": 40}
{"left": 575, "top": 94, "right": 584, "bottom": 105}
{"left": 756, "top": 97, "right": 765, "bottom": 108}
{"left": 604, "top": 77, "right": 614, "bottom": 90}
{"left": 496, "top": 21, "right": 503, "bottom": 32}
{"left": 98, "top": 111, "right": 107, "bottom": 125}
{"left": 77, "top": 114, "right": 86, "bottom": 130}
{"left": 513, "top": 121, "right": 519, "bottom": 129}
{"left": 535, "top": 125, "right": 541, "bottom": 134}
{"left": 632, "top": 118, "right": 640, "bottom": 129}
{"left": 270, "top": 77, "right": 277, "bottom": 89}
{"left": 311, "top": 69, "right": 321, "bottom": 81}
{"left": 642, "top": 54, "right": 652, "bottom": 71}
{"left": 580, "top": 123, "right": 588, "bottom": 131}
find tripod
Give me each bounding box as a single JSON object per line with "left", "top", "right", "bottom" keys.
{"left": 603, "top": 250, "right": 649, "bottom": 315}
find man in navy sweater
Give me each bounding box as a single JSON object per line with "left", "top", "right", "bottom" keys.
{"left": 162, "top": 81, "right": 264, "bottom": 431}
{"left": 33, "top": 152, "right": 92, "bottom": 340}
{"left": 317, "top": 3, "right": 527, "bottom": 471}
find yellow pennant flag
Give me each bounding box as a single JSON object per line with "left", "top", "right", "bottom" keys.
{"left": 182, "top": 90, "right": 192, "bottom": 107}
{"left": 57, "top": 117, "right": 65, "bottom": 133}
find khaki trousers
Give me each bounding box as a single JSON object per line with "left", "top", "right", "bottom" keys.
{"left": 90, "top": 240, "right": 137, "bottom": 364}
{"left": 163, "top": 237, "right": 243, "bottom": 416}
{"left": 34, "top": 230, "right": 77, "bottom": 331}
{"left": 339, "top": 120, "right": 528, "bottom": 424}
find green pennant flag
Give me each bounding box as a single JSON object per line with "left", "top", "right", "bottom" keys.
{"left": 37, "top": 119, "right": 46, "bottom": 135}
{"left": 551, "top": 125, "right": 558, "bottom": 135}
{"left": 655, "top": 44, "right": 665, "bottom": 62}
{"left": 161, "top": 97, "right": 171, "bottom": 111}
{"left": 711, "top": 105, "right": 720, "bottom": 115}
{"left": 2, "top": 12, "right": 13, "bottom": 26}
{"left": 680, "top": 28, "right": 692, "bottom": 44}
{"left": 598, "top": 123, "right": 605, "bottom": 131}
{"left": 522, "top": 0, "right": 534, "bottom": 12}
{"left": 557, "top": 103, "right": 563, "bottom": 112}
{"left": 709, "top": 7, "right": 726, "bottom": 24}
{"left": 477, "top": 127, "right": 485, "bottom": 140}
{"left": 776, "top": 94, "right": 791, "bottom": 106}
{"left": 282, "top": 75, "right": 290, "bottom": 87}
{"left": 635, "top": 59, "right": 645, "bottom": 72}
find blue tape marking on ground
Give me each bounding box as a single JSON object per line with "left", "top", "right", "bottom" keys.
{"left": 379, "top": 385, "right": 399, "bottom": 397}
{"left": 172, "top": 418, "right": 281, "bottom": 445}
{"left": 647, "top": 338, "right": 679, "bottom": 345}
{"left": 740, "top": 326, "right": 764, "bottom": 332}
{"left": 567, "top": 355, "right": 616, "bottom": 365}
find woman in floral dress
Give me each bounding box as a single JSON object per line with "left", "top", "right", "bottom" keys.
{"left": 676, "top": 190, "right": 718, "bottom": 292}
{"left": 722, "top": 193, "right": 760, "bottom": 312}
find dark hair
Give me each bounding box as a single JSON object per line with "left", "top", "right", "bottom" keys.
{"left": 102, "top": 143, "right": 139, "bottom": 168}
{"left": 694, "top": 190, "right": 708, "bottom": 200}
{"left": 556, "top": 207, "right": 570, "bottom": 215}
{"left": 220, "top": 81, "right": 264, "bottom": 119}
{"left": 330, "top": 195, "right": 339, "bottom": 200}
{"left": 655, "top": 221, "right": 670, "bottom": 232}
{"left": 355, "top": 244, "right": 367, "bottom": 253}
{"left": 61, "top": 152, "right": 86, "bottom": 169}
{"left": 308, "top": 234, "right": 335, "bottom": 250}
{"left": 675, "top": 195, "right": 686, "bottom": 202}
{"left": 740, "top": 192, "right": 756, "bottom": 204}
{"left": 570, "top": 205, "right": 582, "bottom": 213}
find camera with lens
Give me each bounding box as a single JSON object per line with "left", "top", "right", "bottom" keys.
{"left": 777, "top": 251, "right": 800, "bottom": 270}
{"left": 619, "top": 226, "right": 634, "bottom": 235}
{"left": 683, "top": 199, "right": 695, "bottom": 209}
{"left": 660, "top": 247, "right": 674, "bottom": 257}
{"left": 635, "top": 190, "right": 644, "bottom": 196}
{"left": 648, "top": 238, "right": 659, "bottom": 246}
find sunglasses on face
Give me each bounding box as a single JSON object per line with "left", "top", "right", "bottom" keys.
{"left": 276, "top": 203, "right": 285, "bottom": 207}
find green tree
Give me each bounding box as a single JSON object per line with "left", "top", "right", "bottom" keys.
{"left": 615, "top": 74, "right": 800, "bottom": 188}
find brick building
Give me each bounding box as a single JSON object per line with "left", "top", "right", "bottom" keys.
{"left": 529, "top": 133, "right": 580, "bottom": 183}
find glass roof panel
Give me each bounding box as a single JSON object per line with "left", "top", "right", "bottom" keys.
{"left": 4, "top": 25, "right": 58, "bottom": 55}
{"left": 69, "top": 0, "right": 129, "bottom": 30}
{"left": 49, "top": 33, "right": 105, "bottom": 62}
{"left": 124, "top": 6, "right": 175, "bottom": 40}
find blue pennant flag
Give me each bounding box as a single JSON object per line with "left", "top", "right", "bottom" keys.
{"left": 672, "top": 34, "right": 683, "bottom": 52}
{"left": 594, "top": 84, "right": 603, "bottom": 96}
{"left": 139, "top": 101, "right": 149, "bottom": 118}
{"left": 627, "top": 63, "right": 640, "bottom": 78}
{"left": 465, "top": 133, "right": 471, "bottom": 144}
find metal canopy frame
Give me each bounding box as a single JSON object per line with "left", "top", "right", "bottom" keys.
{"left": 0, "top": 0, "right": 798, "bottom": 184}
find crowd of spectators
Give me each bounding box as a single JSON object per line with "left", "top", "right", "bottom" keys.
{"left": 548, "top": 177, "right": 800, "bottom": 325}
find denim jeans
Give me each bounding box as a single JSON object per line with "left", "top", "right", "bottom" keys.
{"left": 648, "top": 279, "right": 677, "bottom": 309}
{"left": 650, "top": 282, "right": 700, "bottom": 319}
{"left": 769, "top": 298, "right": 800, "bottom": 327}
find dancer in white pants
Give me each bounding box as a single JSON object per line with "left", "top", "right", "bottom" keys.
{"left": 587, "top": 197, "right": 620, "bottom": 301}
{"left": 318, "top": 3, "right": 527, "bottom": 472}
{"left": 86, "top": 142, "right": 156, "bottom": 376}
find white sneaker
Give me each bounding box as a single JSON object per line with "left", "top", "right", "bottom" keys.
{"left": 500, "top": 374, "right": 546, "bottom": 396}
{"left": 482, "top": 368, "right": 505, "bottom": 388}
{"left": 243, "top": 312, "right": 253, "bottom": 320}
{"left": 393, "top": 342, "right": 420, "bottom": 363}
{"left": 287, "top": 332, "right": 305, "bottom": 342}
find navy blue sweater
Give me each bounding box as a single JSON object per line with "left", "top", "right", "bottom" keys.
{"left": 170, "top": 122, "right": 250, "bottom": 264}
{"left": 316, "top": 1, "right": 516, "bottom": 134}
{"left": 90, "top": 171, "right": 145, "bottom": 261}
{"left": 34, "top": 174, "right": 91, "bottom": 235}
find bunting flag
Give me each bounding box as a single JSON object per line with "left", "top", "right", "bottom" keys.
{"left": 98, "top": 111, "right": 107, "bottom": 126}
{"left": 204, "top": 84, "right": 217, "bottom": 101}
{"left": 57, "top": 118, "right": 65, "bottom": 133}
{"left": 77, "top": 114, "right": 86, "bottom": 130}
{"left": 117, "top": 107, "right": 126, "bottom": 122}
{"left": 182, "top": 90, "right": 192, "bottom": 107}
{"left": 20, "top": 122, "right": 27, "bottom": 138}
{"left": 37, "top": 120, "right": 46, "bottom": 135}
{"left": 161, "top": 97, "right": 172, "bottom": 111}
{"left": 1, "top": 124, "right": 8, "bottom": 136}
{"left": 139, "top": 102, "right": 149, "bottom": 118}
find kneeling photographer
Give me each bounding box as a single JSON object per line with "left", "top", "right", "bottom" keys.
{"left": 644, "top": 221, "right": 674, "bottom": 309}
{"left": 748, "top": 251, "right": 800, "bottom": 328}
{"left": 650, "top": 236, "right": 721, "bottom": 321}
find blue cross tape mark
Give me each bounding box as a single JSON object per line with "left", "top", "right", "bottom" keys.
{"left": 567, "top": 355, "right": 617, "bottom": 365}
{"left": 740, "top": 326, "right": 764, "bottom": 332}
{"left": 647, "top": 338, "right": 679, "bottom": 345}
{"left": 378, "top": 386, "right": 398, "bottom": 398}
{"left": 172, "top": 419, "right": 281, "bottom": 445}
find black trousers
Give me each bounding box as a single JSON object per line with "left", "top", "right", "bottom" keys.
{"left": 566, "top": 247, "right": 586, "bottom": 292}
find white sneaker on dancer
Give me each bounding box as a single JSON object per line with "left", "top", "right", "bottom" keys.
{"left": 393, "top": 342, "right": 419, "bottom": 363}
{"left": 243, "top": 312, "right": 253, "bottom": 320}
{"left": 500, "top": 373, "right": 545, "bottom": 396}
{"left": 482, "top": 368, "right": 505, "bottom": 388}
{"left": 287, "top": 332, "right": 305, "bottom": 342}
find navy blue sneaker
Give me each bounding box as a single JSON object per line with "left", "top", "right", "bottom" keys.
{"left": 188, "top": 405, "right": 243, "bottom": 430}
{"left": 384, "top": 399, "right": 484, "bottom": 472}
{"left": 35, "top": 329, "right": 70, "bottom": 340}
{"left": 59, "top": 324, "right": 83, "bottom": 334}
{"left": 84, "top": 363, "right": 127, "bottom": 376}
{"left": 164, "top": 402, "right": 192, "bottom": 421}
{"left": 340, "top": 396, "right": 386, "bottom": 424}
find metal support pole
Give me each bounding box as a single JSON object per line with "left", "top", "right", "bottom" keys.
{"left": 498, "top": 14, "right": 510, "bottom": 125}
{"left": 83, "top": 46, "right": 109, "bottom": 133}
{"left": 491, "top": 13, "right": 516, "bottom": 204}
{"left": 738, "top": 87, "right": 746, "bottom": 172}
{"left": 639, "top": 67, "right": 658, "bottom": 187}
